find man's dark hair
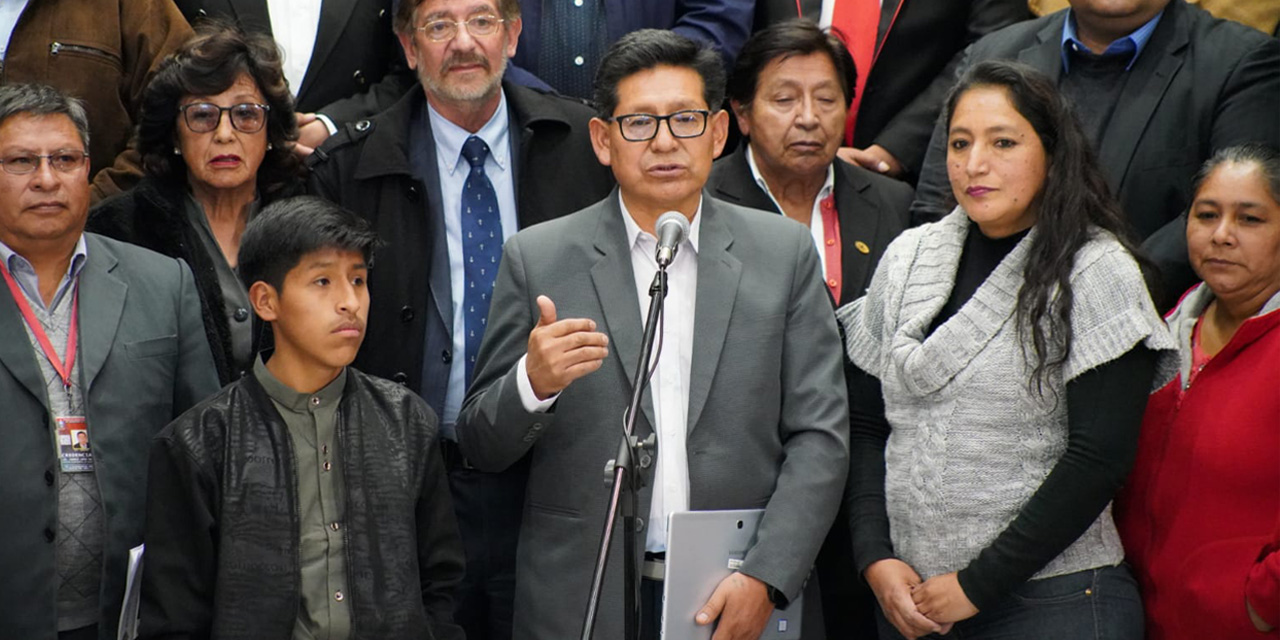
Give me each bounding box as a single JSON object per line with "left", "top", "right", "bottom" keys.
{"left": 0, "top": 84, "right": 91, "bottom": 150}
{"left": 137, "top": 22, "right": 300, "bottom": 200}
{"left": 593, "top": 29, "right": 726, "bottom": 118}
{"left": 239, "top": 196, "right": 379, "bottom": 292}
{"left": 943, "top": 60, "right": 1151, "bottom": 394}
{"left": 727, "top": 19, "right": 857, "bottom": 109}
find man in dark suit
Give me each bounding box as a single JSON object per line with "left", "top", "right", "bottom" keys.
{"left": 905, "top": 0, "right": 1280, "bottom": 305}
{"left": 706, "top": 20, "right": 911, "bottom": 638}
{"left": 753, "top": 0, "right": 1032, "bottom": 179}
{"left": 176, "top": 0, "right": 416, "bottom": 154}
{"left": 457, "top": 30, "right": 849, "bottom": 640}
{"left": 509, "top": 0, "right": 754, "bottom": 99}
{"left": 0, "top": 84, "right": 219, "bottom": 640}
{"left": 306, "top": 0, "right": 613, "bottom": 637}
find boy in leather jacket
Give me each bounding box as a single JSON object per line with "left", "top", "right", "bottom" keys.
{"left": 138, "top": 196, "right": 466, "bottom": 640}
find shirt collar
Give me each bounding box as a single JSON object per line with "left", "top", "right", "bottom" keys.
{"left": 1061, "top": 8, "right": 1164, "bottom": 72}
{"left": 426, "top": 92, "right": 511, "bottom": 176}
{"left": 744, "top": 145, "right": 835, "bottom": 213}
{"left": 618, "top": 191, "right": 702, "bottom": 255}
{"left": 253, "top": 355, "right": 348, "bottom": 414}
{"left": 0, "top": 233, "right": 89, "bottom": 281}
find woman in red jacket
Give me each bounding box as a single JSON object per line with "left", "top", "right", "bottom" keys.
{"left": 1116, "top": 143, "right": 1280, "bottom": 639}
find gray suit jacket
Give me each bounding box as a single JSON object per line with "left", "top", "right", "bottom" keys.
{"left": 457, "top": 191, "right": 850, "bottom": 639}
{"left": 0, "top": 234, "right": 219, "bottom": 640}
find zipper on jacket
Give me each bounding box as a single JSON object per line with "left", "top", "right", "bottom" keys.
{"left": 49, "top": 42, "right": 118, "bottom": 63}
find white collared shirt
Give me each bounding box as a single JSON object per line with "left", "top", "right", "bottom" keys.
{"left": 745, "top": 145, "right": 835, "bottom": 276}
{"left": 429, "top": 93, "right": 520, "bottom": 432}
{"left": 268, "top": 0, "right": 323, "bottom": 97}
{"left": 517, "top": 193, "right": 701, "bottom": 552}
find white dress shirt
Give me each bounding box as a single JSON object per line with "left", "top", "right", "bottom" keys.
{"left": 745, "top": 146, "right": 835, "bottom": 276}
{"left": 818, "top": 0, "right": 886, "bottom": 28}
{"left": 517, "top": 193, "right": 701, "bottom": 552}
{"left": 429, "top": 94, "right": 520, "bottom": 433}
{"left": 0, "top": 0, "right": 31, "bottom": 62}
{"left": 268, "top": 0, "right": 323, "bottom": 97}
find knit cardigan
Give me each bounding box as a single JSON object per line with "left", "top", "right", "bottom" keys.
{"left": 837, "top": 209, "right": 1177, "bottom": 582}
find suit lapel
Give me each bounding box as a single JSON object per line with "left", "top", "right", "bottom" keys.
{"left": 1018, "top": 16, "right": 1066, "bottom": 86}
{"left": 408, "top": 98, "right": 454, "bottom": 335}
{"left": 687, "top": 197, "right": 741, "bottom": 433}
{"left": 710, "top": 146, "right": 781, "bottom": 214}
{"left": 1097, "top": 6, "right": 1187, "bottom": 194}
{"left": 588, "top": 194, "right": 654, "bottom": 428}
{"left": 833, "top": 164, "right": 884, "bottom": 303}
{"left": 77, "top": 237, "right": 127, "bottom": 392}
{"left": 0, "top": 283, "right": 48, "bottom": 406}
{"left": 296, "top": 0, "right": 359, "bottom": 100}
{"left": 230, "top": 0, "right": 273, "bottom": 33}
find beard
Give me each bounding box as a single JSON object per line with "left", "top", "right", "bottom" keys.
{"left": 420, "top": 48, "right": 509, "bottom": 104}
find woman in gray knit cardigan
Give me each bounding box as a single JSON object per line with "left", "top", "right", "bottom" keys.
{"left": 836, "top": 60, "right": 1177, "bottom": 640}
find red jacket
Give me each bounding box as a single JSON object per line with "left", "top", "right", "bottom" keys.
{"left": 1116, "top": 285, "right": 1280, "bottom": 638}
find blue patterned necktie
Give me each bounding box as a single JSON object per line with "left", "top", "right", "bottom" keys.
{"left": 460, "top": 135, "right": 502, "bottom": 386}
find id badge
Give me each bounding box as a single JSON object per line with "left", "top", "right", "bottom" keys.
{"left": 56, "top": 416, "right": 94, "bottom": 473}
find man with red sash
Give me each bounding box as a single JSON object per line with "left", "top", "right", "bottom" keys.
{"left": 0, "top": 83, "right": 219, "bottom": 640}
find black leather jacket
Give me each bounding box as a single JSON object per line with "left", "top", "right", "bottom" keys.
{"left": 138, "top": 367, "right": 465, "bottom": 640}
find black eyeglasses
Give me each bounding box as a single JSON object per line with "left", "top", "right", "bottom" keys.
{"left": 0, "top": 150, "right": 89, "bottom": 175}
{"left": 607, "top": 109, "right": 710, "bottom": 142}
{"left": 178, "top": 102, "right": 270, "bottom": 133}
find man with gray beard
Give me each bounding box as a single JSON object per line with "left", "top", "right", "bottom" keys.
{"left": 307, "top": 0, "right": 613, "bottom": 637}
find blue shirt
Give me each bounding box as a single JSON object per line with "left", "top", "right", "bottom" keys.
{"left": 1061, "top": 8, "right": 1164, "bottom": 73}
{"left": 427, "top": 95, "right": 519, "bottom": 435}
{"left": 0, "top": 234, "right": 88, "bottom": 313}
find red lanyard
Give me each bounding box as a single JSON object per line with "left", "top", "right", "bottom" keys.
{"left": 0, "top": 259, "right": 79, "bottom": 388}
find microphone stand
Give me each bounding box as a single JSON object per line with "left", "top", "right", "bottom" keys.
{"left": 580, "top": 267, "right": 667, "bottom": 640}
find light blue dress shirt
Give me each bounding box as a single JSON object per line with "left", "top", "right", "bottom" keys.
{"left": 0, "top": 234, "right": 88, "bottom": 312}
{"left": 427, "top": 95, "right": 519, "bottom": 434}
{"left": 1061, "top": 8, "right": 1164, "bottom": 73}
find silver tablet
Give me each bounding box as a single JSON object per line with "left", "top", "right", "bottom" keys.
{"left": 661, "top": 509, "right": 802, "bottom": 639}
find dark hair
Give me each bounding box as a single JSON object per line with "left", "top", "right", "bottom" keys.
{"left": 137, "top": 23, "right": 300, "bottom": 200}
{"left": 238, "top": 196, "right": 379, "bottom": 292}
{"left": 394, "top": 0, "right": 521, "bottom": 34}
{"left": 593, "top": 29, "right": 726, "bottom": 118}
{"left": 0, "top": 84, "right": 91, "bottom": 150}
{"left": 1190, "top": 143, "right": 1280, "bottom": 204}
{"left": 944, "top": 60, "right": 1150, "bottom": 392}
{"left": 727, "top": 19, "right": 857, "bottom": 109}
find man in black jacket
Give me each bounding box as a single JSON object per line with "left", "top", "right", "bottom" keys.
{"left": 306, "top": 0, "right": 613, "bottom": 637}
{"left": 139, "top": 197, "right": 465, "bottom": 639}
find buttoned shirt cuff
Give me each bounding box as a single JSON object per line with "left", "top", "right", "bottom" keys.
{"left": 315, "top": 113, "right": 338, "bottom": 136}
{"left": 516, "top": 354, "right": 558, "bottom": 413}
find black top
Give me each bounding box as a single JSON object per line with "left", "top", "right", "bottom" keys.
{"left": 846, "top": 225, "right": 1157, "bottom": 611}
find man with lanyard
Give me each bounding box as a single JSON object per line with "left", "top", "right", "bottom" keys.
{"left": 0, "top": 83, "right": 218, "bottom": 640}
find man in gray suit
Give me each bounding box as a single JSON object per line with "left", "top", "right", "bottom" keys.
{"left": 0, "top": 84, "right": 219, "bottom": 640}
{"left": 457, "top": 30, "right": 849, "bottom": 640}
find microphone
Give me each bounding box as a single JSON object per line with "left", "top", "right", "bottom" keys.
{"left": 654, "top": 211, "right": 691, "bottom": 268}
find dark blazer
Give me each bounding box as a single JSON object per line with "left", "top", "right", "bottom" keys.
{"left": 907, "top": 0, "right": 1280, "bottom": 303}
{"left": 307, "top": 82, "right": 614, "bottom": 415}
{"left": 512, "top": 0, "right": 754, "bottom": 73}
{"left": 456, "top": 192, "right": 849, "bottom": 639}
{"left": 0, "top": 235, "right": 219, "bottom": 640}
{"left": 88, "top": 177, "right": 296, "bottom": 385}
{"left": 707, "top": 144, "right": 913, "bottom": 306}
{"left": 176, "top": 0, "right": 415, "bottom": 123}
{"left": 753, "top": 0, "right": 1032, "bottom": 160}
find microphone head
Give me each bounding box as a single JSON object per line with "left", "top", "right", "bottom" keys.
{"left": 656, "top": 211, "right": 691, "bottom": 238}
{"left": 654, "top": 211, "right": 691, "bottom": 267}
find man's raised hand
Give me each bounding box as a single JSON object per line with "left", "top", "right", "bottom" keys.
{"left": 525, "top": 295, "right": 609, "bottom": 399}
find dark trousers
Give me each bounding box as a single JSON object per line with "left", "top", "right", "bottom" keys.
{"left": 444, "top": 442, "right": 529, "bottom": 640}
{"left": 815, "top": 502, "right": 880, "bottom": 638}
{"left": 875, "top": 565, "right": 1144, "bottom": 640}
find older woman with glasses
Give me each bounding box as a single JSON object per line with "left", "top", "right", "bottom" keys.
{"left": 89, "top": 24, "right": 301, "bottom": 384}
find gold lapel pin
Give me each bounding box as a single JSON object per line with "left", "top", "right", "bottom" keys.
{"left": 854, "top": 241, "right": 870, "bottom": 254}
